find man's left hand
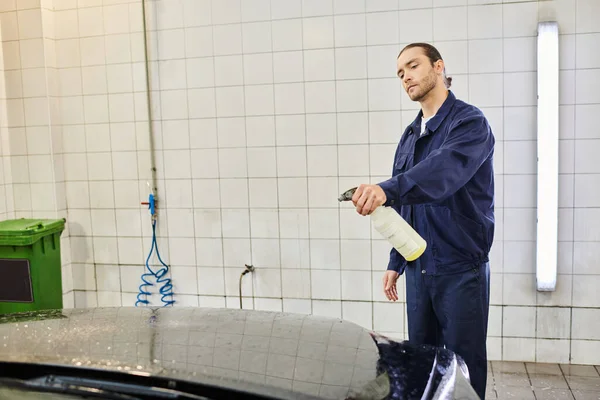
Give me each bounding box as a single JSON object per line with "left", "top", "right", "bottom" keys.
{"left": 352, "top": 184, "right": 387, "bottom": 216}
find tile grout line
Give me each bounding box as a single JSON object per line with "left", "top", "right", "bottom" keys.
{"left": 234, "top": 1, "right": 252, "bottom": 370}
{"left": 8, "top": 71, "right": 600, "bottom": 90}
{"left": 364, "top": 0, "right": 374, "bottom": 330}
{"left": 14, "top": 112, "right": 600, "bottom": 126}
{"left": 295, "top": 0, "right": 316, "bottom": 318}
{"left": 117, "top": 0, "right": 139, "bottom": 304}
{"left": 102, "top": 0, "right": 126, "bottom": 306}
{"left": 14, "top": 5, "right": 34, "bottom": 222}
{"left": 332, "top": 0, "right": 342, "bottom": 320}
{"left": 4, "top": 53, "right": 567, "bottom": 72}
{"left": 39, "top": 6, "right": 59, "bottom": 221}
{"left": 568, "top": 0, "right": 578, "bottom": 366}
{"left": 523, "top": 360, "right": 536, "bottom": 398}
{"left": 498, "top": 0, "right": 505, "bottom": 364}
{"left": 71, "top": 1, "right": 97, "bottom": 308}
{"left": 265, "top": 0, "right": 285, "bottom": 314}
{"left": 180, "top": 0, "right": 198, "bottom": 307}
{"left": 558, "top": 363, "right": 574, "bottom": 397}
{"left": 202, "top": 1, "right": 229, "bottom": 308}
{"left": 532, "top": 0, "right": 539, "bottom": 368}
{"left": 235, "top": 0, "right": 255, "bottom": 311}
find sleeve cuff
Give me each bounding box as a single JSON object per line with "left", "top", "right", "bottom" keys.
{"left": 379, "top": 173, "right": 418, "bottom": 207}
{"left": 387, "top": 260, "right": 407, "bottom": 275}
{"left": 378, "top": 179, "right": 398, "bottom": 207}
{"left": 386, "top": 249, "right": 407, "bottom": 275}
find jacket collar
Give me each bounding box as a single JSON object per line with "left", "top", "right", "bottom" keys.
{"left": 408, "top": 90, "right": 456, "bottom": 135}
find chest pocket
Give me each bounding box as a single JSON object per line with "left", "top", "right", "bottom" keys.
{"left": 394, "top": 152, "right": 413, "bottom": 174}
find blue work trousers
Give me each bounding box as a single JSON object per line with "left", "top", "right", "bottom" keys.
{"left": 405, "top": 261, "right": 490, "bottom": 400}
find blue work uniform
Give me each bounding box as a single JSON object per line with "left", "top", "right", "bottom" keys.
{"left": 378, "top": 90, "right": 494, "bottom": 400}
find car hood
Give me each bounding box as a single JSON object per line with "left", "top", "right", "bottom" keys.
{"left": 0, "top": 307, "right": 478, "bottom": 400}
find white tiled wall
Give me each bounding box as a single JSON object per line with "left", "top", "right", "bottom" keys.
{"left": 1, "top": 0, "right": 600, "bottom": 365}
{"left": 0, "top": 25, "right": 12, "bottom": 221}
{"left": 0, "top": 0, "right": 71, "bottom": 305}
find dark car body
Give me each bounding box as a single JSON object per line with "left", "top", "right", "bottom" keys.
{"left": 0, "top": 307, "right": 479, "bottom": 400}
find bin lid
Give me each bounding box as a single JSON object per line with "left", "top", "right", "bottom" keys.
{"left": 0, "top": 218, "right": 66, "bottom": 246}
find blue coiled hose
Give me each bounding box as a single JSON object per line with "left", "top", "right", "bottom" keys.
{"left": 135, "top": 194, "right": 175, "bottom": 307}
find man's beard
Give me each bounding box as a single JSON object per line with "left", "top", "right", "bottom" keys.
{"left": 407, "top": 71, "right": 437, "bottom": 102}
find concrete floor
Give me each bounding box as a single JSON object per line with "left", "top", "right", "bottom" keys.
{"left": 486, "top": 362, "right": 600, "bottom": 399}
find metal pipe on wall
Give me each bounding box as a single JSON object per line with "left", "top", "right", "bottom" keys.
{"left": 140, "top": 0, "right": 158, "bottom": 198}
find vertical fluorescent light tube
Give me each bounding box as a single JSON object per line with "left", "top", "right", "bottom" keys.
{"left": 536, "top": 21, "right": 559, "bottom": 291}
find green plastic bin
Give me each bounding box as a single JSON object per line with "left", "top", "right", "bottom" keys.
{"left": 0, "top": 218, "right": 66, "bottom": 314}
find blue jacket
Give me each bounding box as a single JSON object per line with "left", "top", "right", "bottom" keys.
{"left": 378, "top": 91, "right": 495, "bottom": 276}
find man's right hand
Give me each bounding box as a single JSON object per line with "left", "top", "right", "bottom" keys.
{"left": 383, "top": 270, "right": 400, "bottom": 301}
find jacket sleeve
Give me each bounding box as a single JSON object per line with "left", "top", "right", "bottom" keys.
{"left": 385, "top": 142, "right": 408, "bottom": 275}
{"left": 387, "top": 247, "right": 407, "bottom": 274}
{"left": 378, "top": 112, "right": 494, "bottom": 206}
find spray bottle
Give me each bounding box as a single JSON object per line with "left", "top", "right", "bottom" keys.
{"left": 338, "top": 187, "right": 426, "bottom": 262}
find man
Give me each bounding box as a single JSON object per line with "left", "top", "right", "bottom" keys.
{"left": 352, "top": 43, "right": 494, "bottom": 399}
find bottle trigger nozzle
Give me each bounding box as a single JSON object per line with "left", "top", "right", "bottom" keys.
{"left": 338, "top": 187, "right": 358, "bottom": 202}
